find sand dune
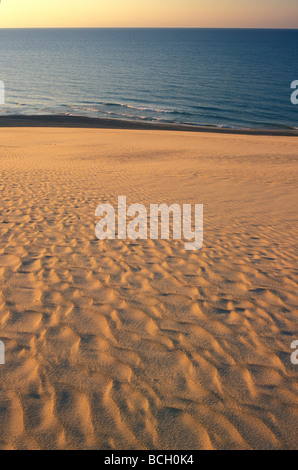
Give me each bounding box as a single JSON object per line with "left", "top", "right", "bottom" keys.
{"left": 0, "top": 128, "right": 297, "bottom": 450}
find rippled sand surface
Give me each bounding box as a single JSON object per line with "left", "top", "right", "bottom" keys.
{"left": 0, "top": 128, "right": 297, "bottom": 450}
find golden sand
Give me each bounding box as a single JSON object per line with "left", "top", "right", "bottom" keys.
{"left": 0, "top": 128, "right": 297, "bottom": 450}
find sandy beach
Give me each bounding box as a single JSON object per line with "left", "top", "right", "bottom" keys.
{"left": 0, "top": 127, "right": 297, "bottom": 450}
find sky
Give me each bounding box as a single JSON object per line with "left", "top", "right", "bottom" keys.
{"left": 0, "top": 0, "right": 298, "bottom": 29}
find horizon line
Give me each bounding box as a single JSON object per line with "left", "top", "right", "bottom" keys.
{"left": 0, "top": 26, "right": 298, "bottom": 30}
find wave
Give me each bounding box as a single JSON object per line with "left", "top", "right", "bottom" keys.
{"left": 100, "top": 102, "right": 176, "bottom": 114}
{"left": 3, "top": 101, "right": 298, "bottom": 132}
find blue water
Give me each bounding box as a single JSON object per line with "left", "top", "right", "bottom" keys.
{"left": 0, "top": 28, "right": 298, "bottom": 129}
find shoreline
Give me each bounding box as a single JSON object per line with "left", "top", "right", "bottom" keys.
{"left": 0, "top": 114, "right": 297, "bottom": 136}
